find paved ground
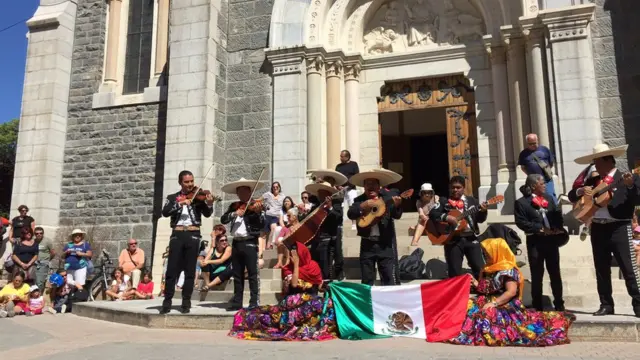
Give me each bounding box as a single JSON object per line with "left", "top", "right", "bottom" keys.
{"left": 1, "top": 314, "right": 640, "bottom": 359}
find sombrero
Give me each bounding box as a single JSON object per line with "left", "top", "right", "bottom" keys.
{"left": 305, "top": 181, "right": 339, "bottom": 196}
{"left": 349, "top": 168, "right": 402, "bottom": 187}
{"left": 306, "top": 169, "right": 348, "bottom": 186}
{"left": 221, "top": 178, "right": 266, "bottom": 194}
{"left": 574, "top": 143, "right": 628, "bottom": 165}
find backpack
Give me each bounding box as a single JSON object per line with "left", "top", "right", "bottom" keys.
{"left": 398, "top": 247, "right": 426, "bottom": 281}
{"left": 478, "top": 223, "right": 523, "bottom": 256}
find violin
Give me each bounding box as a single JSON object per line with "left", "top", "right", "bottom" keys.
{"left": 233, "top": 198, "right": 264, "bottom": 213}
{"left": 183, "top": 188, "right": 221, "bottom": 204}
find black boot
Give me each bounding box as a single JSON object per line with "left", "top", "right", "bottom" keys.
{"left": 593, "top": 306, "right": 614, "bottom": 316}
{"left": 226, "top": 303, "right": 242, "bottom": 311}
{"left": 554, "top": 300, "right": 565, "bottom": 312}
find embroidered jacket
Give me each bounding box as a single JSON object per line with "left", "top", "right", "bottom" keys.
{"left": 429, "top": 195, "right": 487, "bottom": 236}
{"left": 162, "top": 191, "right": 213, "bottom": 228}
{"left": 220, "top": 202, "right": 264, "bottom": 237}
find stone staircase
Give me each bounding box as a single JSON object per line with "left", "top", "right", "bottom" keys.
{"left": 174, "top": 211, "right": 636, "bottom": 314}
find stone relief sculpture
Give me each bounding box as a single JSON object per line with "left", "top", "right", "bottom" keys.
{"left": 362, "top": 0, "right": 485, "bottom": 55}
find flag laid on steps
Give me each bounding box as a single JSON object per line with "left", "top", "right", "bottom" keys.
{"left": 328, "top": 274, "right": 472, "bottom": 342}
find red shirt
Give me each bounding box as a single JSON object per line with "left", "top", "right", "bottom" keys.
{"left": 137, "top": 281, "right": 154, "bottom": 294}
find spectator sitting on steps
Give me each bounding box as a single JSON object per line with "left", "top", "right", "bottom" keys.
{"left": 118, "top": 238, "right": 145, "bottom": 288}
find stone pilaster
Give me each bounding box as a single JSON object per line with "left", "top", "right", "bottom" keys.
{"left": 265, "top": 46, "right": 308, "bottom": 199}
{"left": 11, "top": 0, "right": 78, "bottom": 233}
{"left": 484, "top": 37, "right": 513, "bottom": 214}
{"left": 305, "top": 51, "right": 325, "bottom": 171}
{"left": 154, "top": 0, "right": 169, "bottom": 78}
{"left": 103, "top": 0, "right": 122, "bottom": 86}
{"left": 344, "top": 57, "right": 362, "bottom": 164}
{"left": 325, "top": 57, "right": 343, "bottom": 168}
{"left": 522, "top": 26, "right": 551, "bottom": 148}
{"left": 539, "top": 4, "right": 600, "bottom": 194}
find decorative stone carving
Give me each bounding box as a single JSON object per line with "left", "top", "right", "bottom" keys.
{"left": 363, "top": 0, "right": 485, "bottom": 55}
{"left": 326, "top": 60, "right": 343, "bottom": 77}
{"left": 306, "top": 56, "right": 324, "bottom": 74}
{"left": 344, "top": 63, "right": 361, "bottom": 81}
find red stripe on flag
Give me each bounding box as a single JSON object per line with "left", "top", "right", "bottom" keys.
{"left": 420, "top": 274, "right": 472, "bottom": 342}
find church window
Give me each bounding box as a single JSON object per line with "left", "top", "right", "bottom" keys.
{"left": 123, "top": 0, "right": 155, "bottom": 94}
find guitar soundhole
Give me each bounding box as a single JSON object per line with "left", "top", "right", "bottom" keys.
{"left": 372, "top": 206, "right": 378, "bottom": 213}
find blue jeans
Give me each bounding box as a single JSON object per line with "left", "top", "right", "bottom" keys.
{"left": 545, "top": 179, "right": 557, "bottom": 203}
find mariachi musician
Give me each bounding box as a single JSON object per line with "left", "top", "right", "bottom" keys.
{"left": 160, "top": 170, "right": 216, "bottom": 314}
{"left": 347, "top": 169, "right": 403, "bottom": 286}
{"left": 429, "top": 175, "right": 487, "bottom": 279}
{"left": 301, "top": 176, "right": 344, "bottom": 281}
{"left": 514, "top": 174, "right": 568, "bottom": 311}
{"left": 220, "top": 177, "right": 266, "bottom": 311}
{"left": 569, "top": 143, "right": 640, "bottom": 317}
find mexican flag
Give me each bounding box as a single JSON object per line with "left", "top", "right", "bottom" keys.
{"left": 328, "top": 274, "right": 472, "bottom": 342}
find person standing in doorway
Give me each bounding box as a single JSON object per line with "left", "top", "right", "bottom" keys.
{"left": 335, "top": 150, "right": 360, "bottom": 231}
{"left": 160, "top": 170, "right": 215, "bottom": 314}
{"left": 518, "top": 134, "right": 557, "bottom": 203}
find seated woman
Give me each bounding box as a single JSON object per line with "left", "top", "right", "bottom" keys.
{"left": 410, "top": 183, "right": 438, "bottom": 246}
{"left": 228, "top": 231, "right": 336, "bottom": 341}
{"left": 447, "top": 238, "right": 575, "bottom": 346}
{"left": 200, "top": 234, "right": 233, "bottom": 292}
{"left": 273, "top": 207, "right": 302, "bottom": 269}
{"left": 270, "top": 196, "right": 295, "bottom": 250}
{"left": 0, "top": 271, "right": 30, "bottom": 318}
{"left": 105, "top": 267, "right": 134, "bottom": 301}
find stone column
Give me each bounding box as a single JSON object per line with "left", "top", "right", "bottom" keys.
{"left": 104, "top": 0, "right": 123, "bottom": 85}
{"left": 486, "top": 43, "right": 513, "bottom": 214}
{"left": 344, "top": 62, "right": 361, "bottom": 163}
{"left": 154, "top": 0, "right": 169, "bottom": 77}
{"left": 11, "top": 0, "right": 77, "bottom": 231}
{"left": 524, "top": 28, "right": 551, "bottom": 147}
{"left": 325, "top": 59, "right": 343, "bottom": 167}
{"left": 306, "top": 56, "right": 324, "bottom": 170}
{"left": 540, "top": 4, "right": 600, "bottom": 194}
{"left": 266, "top": 47, "right": 308, "bottom": 199}
{"left": 502, "top": 29, "right": 532, "bottom": 197}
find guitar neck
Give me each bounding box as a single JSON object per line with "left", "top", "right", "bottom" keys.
{"left": 457, "top": 207, "right": 478, "bottom": 220}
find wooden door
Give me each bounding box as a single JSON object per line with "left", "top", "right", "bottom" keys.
{"left": 446, "top": 105, "right": 479, "bottom": 197}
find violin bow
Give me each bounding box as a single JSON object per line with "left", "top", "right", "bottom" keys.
{"left": 247, "top": 167, "right": 267, "bottom": 202}
{"left": 190, "top": 163, "right": 216, "bottom": 200}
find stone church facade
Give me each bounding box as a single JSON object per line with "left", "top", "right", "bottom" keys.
{"left": 10, "top": 0, "right": 638, "bottom": 265}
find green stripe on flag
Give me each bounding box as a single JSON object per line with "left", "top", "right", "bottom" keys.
{"left": 328, "top": 282, "right": 390, "bottom": 340}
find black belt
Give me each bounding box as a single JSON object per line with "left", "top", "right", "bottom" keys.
{"left": 592, "top": 218, "right": 630, "bottom": 224}
{"left": 232, "top": 236, "right": 256, "bottom": 241}
{"left": 363, "top": 236, "right": 380, "bottom": 242}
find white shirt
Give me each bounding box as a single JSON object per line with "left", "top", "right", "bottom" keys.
{"left": 593, "top": 169, "right": 617, "bottom": 220}
{"left": 369, "top": 223, "right": 380, "bottom": 237}
{"left": 176, "top": 206, "right": 193, "bottom": 226}
{"left": 231, "top": 215, "right": 248, "bottom": 237}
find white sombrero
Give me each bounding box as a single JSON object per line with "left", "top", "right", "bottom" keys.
{"left": 306, "top": 169, "right": 348, "bottom": 186}
{"left": 574, "top": 143, "right": 628, "bottom": 165}
{"left": 305, "top": 181, "right": 339, "bottom": 196}
{"left": 349, "top": 168, "right": 402, "bottom": 187}
{"left": 221, "top": 178, "right": 266, "bottom": 194}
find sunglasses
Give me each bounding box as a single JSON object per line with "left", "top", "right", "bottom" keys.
{"left": 129, "top": 242, "right": 137, "bottom": 246}
{"left": 35, "top": 232, "right": 44, "bottom": 236}
{"left": 528, "top": 142, "right": 537, "bottom": 146}
{"left": 219, "top": 238, "right": 228, "bottom": 242}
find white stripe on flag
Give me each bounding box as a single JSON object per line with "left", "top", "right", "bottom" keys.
{"left": 371, "top": 284, "right": 427, "bottom": 339}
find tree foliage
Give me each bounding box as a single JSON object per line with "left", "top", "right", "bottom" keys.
{"left": 0, "top": 119, "right": 19, "bottom": 218}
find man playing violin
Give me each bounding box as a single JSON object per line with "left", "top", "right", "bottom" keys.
{"left": 160, "top": 170, "right": 215, "bottom": 314}
{"left": 430, "top": 176, "right": 487, "bottom": 279}
{"left": 220, "top": 178, "right": 266, "bottom": 311}
{"left": 569, "top": 143, "right": 640, "bottom": 317}
{"left": 347, "top": 169, "right": 403, "bottom": 286}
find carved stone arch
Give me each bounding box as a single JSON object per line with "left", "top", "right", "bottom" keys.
{"left": 304, "top": 0, "right": 335, "bottom": 46}
{"left": 269, "top": 0, "right": 312, "bottom": 47}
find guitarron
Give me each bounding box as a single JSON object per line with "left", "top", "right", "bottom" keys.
{"left": 357, "top": 189, "right": 414, "bottom": 228}
{"left": 426, "top": 195, "right": 505, "bottom": 245}
{"left": 572, "top": 166, "right": 640, "bottom": 224}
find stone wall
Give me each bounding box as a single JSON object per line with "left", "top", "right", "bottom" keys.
{"left": 59, "top": 0, "right": 164, "bottom": 259}
{"left": 223, "top": 0, "right": 274, "bottom": 206}
{"left": 591, "top": 0, "right": 640, "bottom": 169}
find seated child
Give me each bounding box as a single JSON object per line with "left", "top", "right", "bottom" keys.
{"left": 26, "top": 285, "right": 44, "bottom": 316}
{"left": 134, "top": 272, "right": 155, "bottom": 299}
{"left": 48, "top": 270, "right": 72, "bottom": 314}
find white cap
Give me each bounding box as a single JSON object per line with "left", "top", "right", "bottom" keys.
{"left": 420, "top": 183, "right": 434, "bottom": 193}
{"left": 29, "top": 285, "right": 39, "bottom": 292}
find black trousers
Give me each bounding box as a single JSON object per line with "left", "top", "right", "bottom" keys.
{"left": 332, "top": 225, "right": 345, "bottom": 279}
{"left": 310, "top": 236, "right": 332, "bottom": 280}
{"left": 230, "top": 237, "right": 260, "bottom": 307}
{"left": 526, "top": 236, "right": 563, "bottom": 310}
{"left": 590, "top": 221, "right": 640, "bottom": 310}
{"left": 163, "top": 230, "right": 201, "bottom": 309}
{"left": 444, "top": 235, "right": 484, "bottom": 279}
{"left": 360, "top": 238, "right": 396, "bottom": 286}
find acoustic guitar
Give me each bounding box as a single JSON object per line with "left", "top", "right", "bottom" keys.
{"left": 358, "top": 189, "right": 415, "bottom": 228}
{"left": 572, "top": 166, "right": 640, "bottom": 224}
{"left": 426, "top": 195, "right": 505, "bottom": 245}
